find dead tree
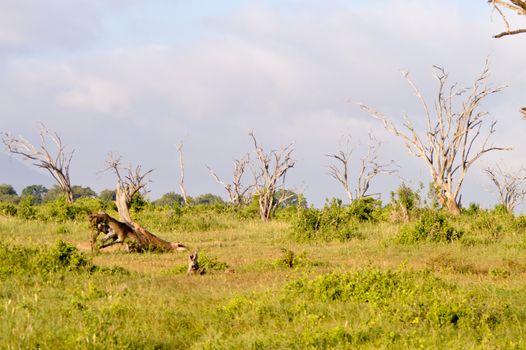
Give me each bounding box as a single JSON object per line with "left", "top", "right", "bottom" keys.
{"left": 485, "top": 164, "right": 526, "bottom": 212}
{"left": 358, "top": 61, "right": 509, "bottom": 215}
{"left": 105, "top": 154, "right": 153, "bottom": 224}
{"left": 327, "top": 134, "right": 398, "bottom": 204}
{"left": 2, "top": 124, "right": 74, "bottom": 203}
{"left": 488, "top": 0, "right": 526, "bottom": 38}
{"left": 176, "top": 143, "right": 189, "bottom": 205}
{"left": 207, "top": 154, "right": 252, "bottom": 206}
{"left": 89, "top": 212, "right": 187, "bottom": 253}
{"left": 98, "top": 156, "right": 188, "bottom": 253}
{"left": 249, "top": 131, "right": 295, "bottom": 222}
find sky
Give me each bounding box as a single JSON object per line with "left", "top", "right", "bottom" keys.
{"left": 0, "top": 0, "right": 525, "bottom": 209}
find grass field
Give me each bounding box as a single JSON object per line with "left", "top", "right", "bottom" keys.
{"left": 1, "top": 209, "right": 526, "bottom": 349}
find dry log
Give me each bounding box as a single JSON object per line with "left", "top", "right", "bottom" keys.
{"left": 89, "top": 212, "right": 187, "bottom": 253}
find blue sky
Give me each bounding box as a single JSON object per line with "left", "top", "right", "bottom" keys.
{"left": 1, "top": 0, "right": 525, "bottom": 209}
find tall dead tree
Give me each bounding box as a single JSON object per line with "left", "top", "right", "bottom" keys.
{"left": 176, "top": 143, "right": 189, "bottom": 205}
{"left": 207, "top": 154, "right": 252, "bottom": 206}
{"left": 249, "top": 131, "right": 295, "bottom": 222}
{"left": 485, "top": 164, "right": 526, "bottom": 212}
{"left": 105, "top": 153, "right": 153, "bottom": 224}
{"left": 359, "top": 61, "right": 509, "bottom": 214}
{"left": 488, "top": 0, "right": 526, "bottom": 38}
{"left": 2, "top": 124, "right": 74, "bottom": 203}
{"left": 327, "top": 134, "right": 398, "bottom": 204}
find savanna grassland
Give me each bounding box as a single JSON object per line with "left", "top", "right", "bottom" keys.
{"left": 1, "top": 198, "right": 526, "bottom": 349}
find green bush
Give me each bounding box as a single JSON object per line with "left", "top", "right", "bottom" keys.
{"left": 398, "top": 210, "right": 463, "bottom": 244}
{"left": 290, "top": 199, "right": 359, "bottom": 242}
{"left": 0, "top": 240, "right": 93, "bottom": 277}
{"left": 348, "top": 197, "right": 382, "bottom": 222}
{"left": 0, "top": 202, "right": 17, "bottom": 216}
{"left": 286, "top": 268, "right": 505, "bottom": 332}
{"left": 17, "top": 195, "right": 37, "bottom": 220}
{"left": 273, "top": 248, "right": 324, "bottom": 269}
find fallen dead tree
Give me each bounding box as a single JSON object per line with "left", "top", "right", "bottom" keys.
{"left": 89, "top": 211, "right": 187, "bottom": 253}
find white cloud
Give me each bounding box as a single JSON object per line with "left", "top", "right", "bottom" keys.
{"left": 1, "top": 0, "right": 525, "bottom": 207}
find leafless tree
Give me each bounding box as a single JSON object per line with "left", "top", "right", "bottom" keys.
{"left": 485, "top": 164, "right": 526, "bottom": 212}
{"left": 358, "top": 61, "right": 509, "bottom": 214}
{"left": 176, "top": 143, "right": 189, "bottom": 205}
{"left": 105, "top": 153, "right": 153, "bottom": 223}
{"left": 327, "top": 134, "right": 398, "bottom": 204}
{"left": 2, "top": 123, "right": 74, "bottom": 203}
{"left": 207, "top": 154, "right": 252, "bottom": 206}
{"left": 488, "top": 0, "right": 526, "bottom": 38}
{"left": 249, "top": 131, "right": 295, "bottom": 222}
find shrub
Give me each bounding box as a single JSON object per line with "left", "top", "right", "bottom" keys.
{"left": 389, "top": 184, "right": 421, "bottom": 222}
{"left": 290, "top": 199, "right": 359, "bottom": 242}
{"left": 348, "top": 197, "right": 382, "bottom": 222}
{"left": 0, "top": 240, "right": 94, "bottom": 277}
{"left": 274, "top": 248, "right": 323, "bottom": 269}
{"left": 398, "top": 210, "right": 463, "bottom": 244}
{"left": 17, "top": 195, "right": 37, "bottom": 220}
{"left": 0, "top": 202, "right": 17, "bottom": 216}
{"left": 286, "top": 268, "right": 506, "bottom": 332}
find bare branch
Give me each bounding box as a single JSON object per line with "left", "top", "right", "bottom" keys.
{"left": 359, "top": 62, "right": 508, "bottom": 214}
{"left": 488, "top": 0, "right": 526, "bottom": 37}
{"left": 105, "top": 153, "right": 153, "bottom": 223}
{"left": 249, "top": 131, "right": 295, "bottom": 222}
{"left": 485, "top": 164, "right": 526, "bottom": 212}
{"left": 326, "top": 134, "right": 399, "bottom": 203}
{"left": 207, "top": 154, "right": 252, "bottom": 206}
{"left": 2, "top": 124, "right": 74, "bottom": 203}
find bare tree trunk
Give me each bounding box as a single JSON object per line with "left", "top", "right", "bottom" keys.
{"left": 177, "top": 143, "right": 189, "bottom": 205}
{"left": 445, "top": 197, "right": 461, "bottom": 215}
{"left": 115, "top": 187, "right": 132, "bottom": 223}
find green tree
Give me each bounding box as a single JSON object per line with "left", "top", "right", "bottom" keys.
{"left": 21, "top": 185, "right": 48, "bottom": 204}
{"left": 193, "top": 193, "right": 225, "bottom": 205}
{"left": 71, "top": 185, "right": 97, "bottom": 200}
{"left": 275, "top": 189, "right": 307, "bottom": 208}
{"left": 43, "top": 185, "right": 65, "bottom": 202}
{"left": 98, "top": 189, "right": 116, "bottom": 205}
{"left": 153, "top": 192, "right": 185, "bottom": 207}
{"left": 0, "top": 184, "right": 18, "bottom": 204}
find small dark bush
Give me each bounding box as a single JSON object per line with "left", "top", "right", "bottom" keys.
{"left": 0, "top": 202, "right": 17, "bottom": 216}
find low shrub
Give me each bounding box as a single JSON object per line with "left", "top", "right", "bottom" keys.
{"left": 398, "top": 210, "right": 463, "bottom": 244}
{"left": 285, "top": 268, "right": 506, "bottom": 332}
{"left": 0, "top": 202, "right": 17, "bottom": 216}
{"left": 290, "top": 199, "right": 360, "bottom": 242}
{"left": 274, "top": 248, "right": 324, "bottom": 269}
{"left": 0, "top": 240, "right": 94, "bottom": 277}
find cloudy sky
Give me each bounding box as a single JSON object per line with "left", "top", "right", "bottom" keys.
{"left": 0, "top": 0, "right": 525, "bottom": 208}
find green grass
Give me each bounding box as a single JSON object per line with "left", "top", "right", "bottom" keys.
{"left": 1, "top": 211, "right": 526, "bottom": 349}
